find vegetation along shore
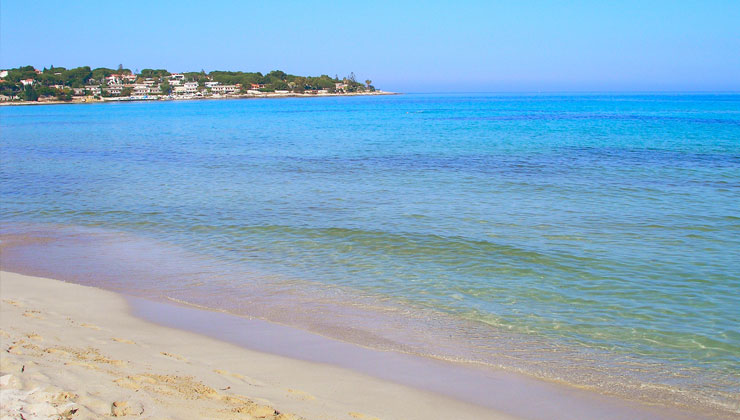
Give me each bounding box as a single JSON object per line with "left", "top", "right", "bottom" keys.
{"left": 0, "top": 66, "right": 394, "bottom": 105}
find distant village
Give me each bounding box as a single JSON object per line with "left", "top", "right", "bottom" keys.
{"left": 0, "top": 66, "right": 389, "bottom": 104}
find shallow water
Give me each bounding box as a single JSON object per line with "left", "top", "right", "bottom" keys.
{"left": 1, "top": 94, "right": 739, "bottom": 415}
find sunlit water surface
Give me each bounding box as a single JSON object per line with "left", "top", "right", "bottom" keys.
{"left": 1, "top": 94, "right": 739, "bottom": 415}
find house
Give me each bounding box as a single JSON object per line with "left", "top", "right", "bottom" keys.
{"left": 20, "top": 79, "right": 35, "bottom": 86}
{"left": 106, "top": 85, "right": 124, "bottom": 95}
{"left": 144, "top": 78, "right": 157, "bottom": 85}
{"left": 250, "top": 83, "right": 264, "bottom": 89}
{"left": 335, "top": 82, "right": 347, "bottom": 91}
{"left": 183, "top": 82, "right": 198, "bottom": 93}
{"left": 0, "top": 94, "right": 13, "bottom": 101}
{"left": 73, "top": 87, "right": 85, "bottom": 95}
{"left": 0, "top": 70, "right": 8, "bottom": 78}
{"left": 205, "top": 81, "right": 219, "bottom": 88}
{"left": 84, "top": 85, "right": 102, "bottom": 95}
{"left": 173, "top": 82, "right": 198, "bottom": 95}
{"left": 122, "top": 74, "right": 137, "bottom": 82}
{"left": 51, "top": 84, "right": 66, "bottom": 90}
{"left": 106, "top": 75, "right": 123, "bottom": 85}
{"left": 210, "top": 84, "right": 239, "bottom": 94}
{"left": 169, "top": 74, "right": 185, "bottom": 85}
{"left": 133, "top": 84, "right": 153, "bottom": 95}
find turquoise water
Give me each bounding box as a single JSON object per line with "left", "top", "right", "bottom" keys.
{"left": 1, "top": 94, "right": 739, "bottom": 413}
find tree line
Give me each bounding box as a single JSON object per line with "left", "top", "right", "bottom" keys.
{"left": 1, "top": 65, "right": 375, "bottom": 101}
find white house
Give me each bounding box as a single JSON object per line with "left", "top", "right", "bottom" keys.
{"left": 205, "top": 81, "right": 219, "bottom": 88}
{"left": 20, "top": 79, "right": 35, "bottom": 86}
{"left": 133, "top": 84, "right": 153, "bottom": 95}
{"left": 106, "top": 85, "right": 124, "bottom": 95}
{"left": 183, "top": 81, "right": 198, "bottom": 94}
{"left": 84, "top": 85, "right": 102, "bottom": 95}
{"left": 106, "top": 75, "right": 123, "bottom": 85}
{"left": 0, "top": 70, "right": 9, "bottom": 78}
{"left": 210, "top": 84, "right": 238, "bottom": 94}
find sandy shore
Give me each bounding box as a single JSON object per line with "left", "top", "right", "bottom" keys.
{"left": 0, "top": 271, "right": 514, "bottom": 420}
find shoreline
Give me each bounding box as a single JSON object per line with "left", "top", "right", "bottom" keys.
{"left": 0, "top": 223, "right": 735, "bottom": 419}
{"left": 0, "top": 269, "right": 718, "bottom": 420}
{"left": 0, "top": 91, "right": 398, "bottom": 107}
{"left": 0, "top": 270, "right": 510, "bottom": 420}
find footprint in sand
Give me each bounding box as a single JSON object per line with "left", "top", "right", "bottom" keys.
{"left": 80, "top": 323, "right": 101, "bottom": 330}
{"left": 2, "top": 299, "right": 23, "bottom": 307}
{"left": 26, "top": 333, "right": 43, "bottom": 341}
{"left": 287, "top": 388, "right": 315, "bottom": 401}
{"left": 6, "top": 340, "right": 42, "bottom": 356}
{"left": 160, "top": 351, "right": 187, "bottom": 362}
{"left": 64, "top": 360, "right": 99, "bottom": 370}
{"left": 349, "top": 412, "right": 382, "bottom": 420}
{"left": 214, "top": 369, "right": 265, "bottom": 387}
{"left": 111, "top": 337, "right": 136, "bottom": 345}
{"left": 22, "top": 310, "right": 44, "bottom": 319}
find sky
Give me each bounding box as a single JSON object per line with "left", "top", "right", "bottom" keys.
{"left": 1, "top": 0, "right": 739, "bottom": 92}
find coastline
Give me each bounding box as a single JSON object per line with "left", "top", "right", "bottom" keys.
{"left": 0, "top": 269, "right": 719, "bottom": 420}
{"left": 2, "top": 92, "right": 738, "bottom": 419}
{"left": 0, "top": 91, "right": 398, "bottom": 107}
{"left": 0, "top": 270, "right": 510, "bottom": 420}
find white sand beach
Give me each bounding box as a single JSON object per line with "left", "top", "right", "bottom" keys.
{"left": 0, "top": 271, "right": 515, "bottom": 420}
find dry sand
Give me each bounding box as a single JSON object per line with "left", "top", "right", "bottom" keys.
{"left": 0, "top": 271, "right": 515, "bottom": 420}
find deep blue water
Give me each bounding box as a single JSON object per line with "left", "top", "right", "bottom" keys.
{"left": 1, "top": 94, "right": 739, "bottom": 412}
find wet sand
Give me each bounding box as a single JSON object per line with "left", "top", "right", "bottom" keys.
{"left": 0, "top": 271, "right": 516, "bottom": 420}
{"left": 1, "top": 270, "right": 715, "bottom": 420}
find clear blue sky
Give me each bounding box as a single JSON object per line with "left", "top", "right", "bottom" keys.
{"left": 1, "top": 0, "right": 738, "bottom": 92}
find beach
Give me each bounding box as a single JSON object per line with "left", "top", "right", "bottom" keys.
{"left": 2, "top": 270, "right": 724, "bottom": 420}
{"left": 1, "top": 94, "right": 738, "bottom": 419}
{"left": 1, "top": 270, "right": 515, "bottom": 420}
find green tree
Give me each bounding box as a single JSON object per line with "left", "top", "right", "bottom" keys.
{"left": 160, "top": 80, "right": 171, "bottom": 95}
{"left": 121, "top": 87, "right": 133, "bottom": 97}
{"left": 92, "top": 67, "right": 116, "bottom": 82}
{"left": 272, "top": 81, "right": 289, "bottom": 90}
{"left": 22, "top": 86, "right": 39, "bottom": 101}
{"left": 267, "top": 70, "right": 287, "bottom": 80}
{"left": 139, "top": 69, "right": 170, "bottom": 79}
{"left": 56, "top": 88, "right": 73, "bottom": 101}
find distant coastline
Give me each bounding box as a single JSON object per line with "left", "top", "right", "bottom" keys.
{"left": 0, "top": 90, "right": 397, "bottom": 107}
{"left": 0, "top": 65, "right": 393, "bottom": 106}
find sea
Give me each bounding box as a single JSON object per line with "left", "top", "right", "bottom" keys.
{"left": 1, "top": 93, "right": 738, "bottom": 416}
